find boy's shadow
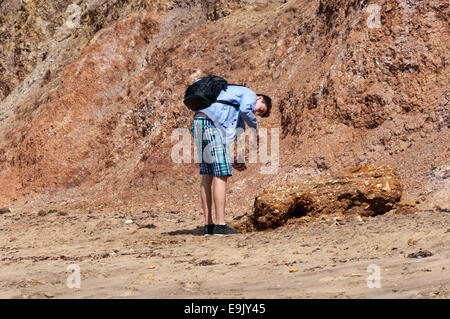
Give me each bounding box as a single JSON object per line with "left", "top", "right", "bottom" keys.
{"left": 162, "top": 226, "right": 204, "bottom": 236}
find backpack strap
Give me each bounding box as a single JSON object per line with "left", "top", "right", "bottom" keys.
{"left": 215, "top": 84, "right": 244, "bottom": 108}
{"left": 216, "top": 100, "right": 240, "bottom": 108}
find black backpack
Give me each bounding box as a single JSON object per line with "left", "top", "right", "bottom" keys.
{"left": 183, "top": 75, "right": 240, "bottom": 111}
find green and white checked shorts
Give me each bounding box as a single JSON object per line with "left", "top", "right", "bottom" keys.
{"left": 191, "top": 116, "right": 233, "bottom": 176}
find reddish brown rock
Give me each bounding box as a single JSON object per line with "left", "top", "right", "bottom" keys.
{"left": 0, "top": 207, "right": 12, "bottom": 215}
{"left": 233, "top": 165, "right": 403, "bottom": 232}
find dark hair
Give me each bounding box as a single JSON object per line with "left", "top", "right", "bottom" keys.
{"left": 257, "top": 94, "right": 272, "bottom": 117}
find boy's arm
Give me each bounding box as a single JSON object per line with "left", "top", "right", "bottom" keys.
{"left": 239, "top": 92, "right": 258, "bottom": 130}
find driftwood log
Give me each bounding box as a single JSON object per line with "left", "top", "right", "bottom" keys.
{"left": 233, "top": 164, "right": 404, "bottom": 232}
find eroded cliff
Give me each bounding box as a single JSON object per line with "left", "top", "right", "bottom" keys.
{"left": 0, "top": 0, "right": 448, "bottom": 212}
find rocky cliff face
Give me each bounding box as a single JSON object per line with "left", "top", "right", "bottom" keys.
{"left": 0, "top": 0, "right": 448, "bottom": 212}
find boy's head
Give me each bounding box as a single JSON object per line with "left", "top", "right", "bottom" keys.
{"left": 255, "top": 94, "right": 272, "bottom": 117}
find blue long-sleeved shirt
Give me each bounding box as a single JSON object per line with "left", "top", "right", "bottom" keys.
{"left": 199, "top": 85, "right": 258, "bottom": 145}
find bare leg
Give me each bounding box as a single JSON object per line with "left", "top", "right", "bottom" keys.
{"left": 200, "top": 174, "right": 213, "bottom": 225}
{"left": 212, "top": 175, "right": 229, "bottom": 225}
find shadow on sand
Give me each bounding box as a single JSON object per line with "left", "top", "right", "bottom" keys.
{"left": 162, "top": 226, "right": 204, "bottom": 236}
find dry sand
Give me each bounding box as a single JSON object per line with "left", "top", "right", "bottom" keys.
{"left": 1, "top": 201, "right": 448, "bottom": 299}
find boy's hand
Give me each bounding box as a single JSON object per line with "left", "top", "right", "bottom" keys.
{"left": 232, "top": 162, "right": 247, "bottom": 171}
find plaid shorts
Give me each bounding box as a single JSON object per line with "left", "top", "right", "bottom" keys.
{"left": 191, "top": 116, "right": 232, "bottom": 176}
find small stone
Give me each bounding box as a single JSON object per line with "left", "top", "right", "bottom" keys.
{"left": 0, "top": 207, "right": 11, "bottom": 214}
{"left": 197, "top": 259, "right": 215, "bottom": 266}
{"left": 254, "top": 0, "right": 269, "bottom": 11}
{"left": 38, "top": 210, "right": 47, "bottom": 216}
{"left": 407, "top": 249, "right": 433, "bottom": 259}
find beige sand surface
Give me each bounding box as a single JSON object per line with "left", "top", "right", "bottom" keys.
{"left": 1, "top": 203, "right": 448, "bottom": 299}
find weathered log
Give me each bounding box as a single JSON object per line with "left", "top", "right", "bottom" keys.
{"left": 234, "top": 164, "right": 403, "bottom": 232}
